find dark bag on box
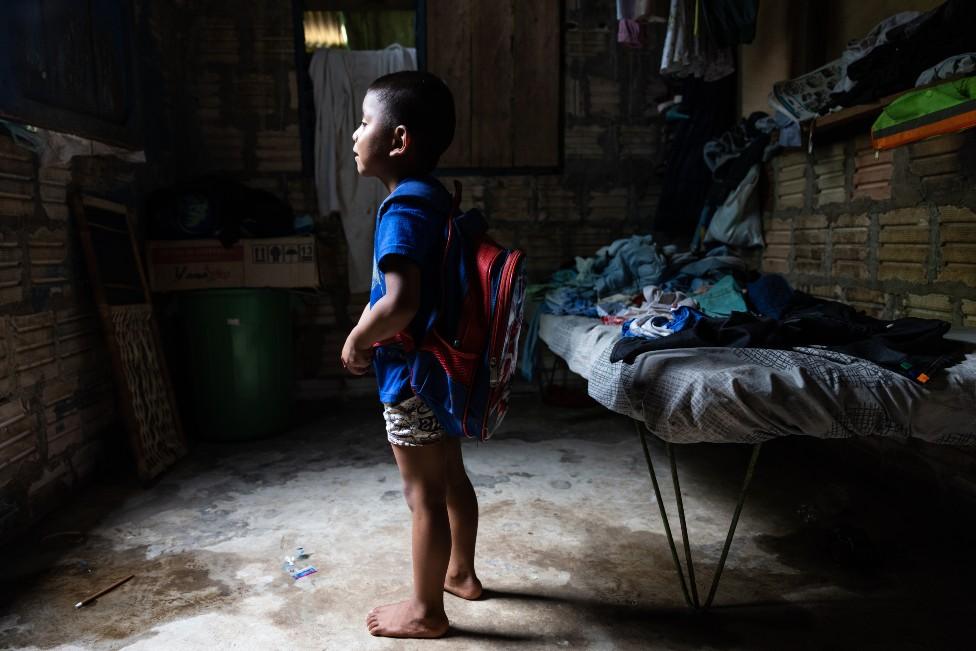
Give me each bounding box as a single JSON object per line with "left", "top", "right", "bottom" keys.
{"left": 148, "top": 177, "right": 293, "bottom": 247}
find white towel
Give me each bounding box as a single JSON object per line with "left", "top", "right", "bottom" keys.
{"left": 310, "top": 45, "right": 417, "bottom": 293}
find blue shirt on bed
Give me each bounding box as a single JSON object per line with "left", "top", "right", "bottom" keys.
{"left": 370, "top": 177, "right": 451, "bottom": 404}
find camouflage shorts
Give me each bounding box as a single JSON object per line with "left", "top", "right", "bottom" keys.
{"left": 382, "top": 395, "right": 446, "bottom": 447}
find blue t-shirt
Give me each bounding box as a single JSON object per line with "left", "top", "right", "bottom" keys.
{"left": 370, "top": 177, "right": 451, "bottom": 404}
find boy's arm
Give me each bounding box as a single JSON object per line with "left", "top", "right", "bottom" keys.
{"left": 357, "top": 302, "right": 370, "bottom": 324}
{"left": 341, "top": 256, "right": 420, "bottom": 374}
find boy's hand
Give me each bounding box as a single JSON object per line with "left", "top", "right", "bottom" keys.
{"left": 340, "top": 259, "right": 419, "bottom": 376}
{"left": 341, "top": 330, "right": 374, "bottom": 375}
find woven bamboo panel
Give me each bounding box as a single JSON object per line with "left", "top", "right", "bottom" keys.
{"left": 109, "top": 305, "right": 185, "bottom": 478}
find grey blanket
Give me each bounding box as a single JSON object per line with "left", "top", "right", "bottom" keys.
{"left": 540, "top": 315, "right": 976, "bottom": 445}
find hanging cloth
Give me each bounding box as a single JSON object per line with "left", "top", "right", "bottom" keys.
{"left": 310, "top": 45, "right": 416, "bottom": 292}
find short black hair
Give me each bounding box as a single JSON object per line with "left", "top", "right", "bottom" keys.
{"left": 367, "top": 71, "right": 455, "bottom": 172}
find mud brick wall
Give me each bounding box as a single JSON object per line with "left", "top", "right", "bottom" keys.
{"left": 762, "top": 129, "right": 976, "bottom": 505}
{"left": 763, "top": 131, "right": 976, "bottom": 323}
{"left": 443, "top": 0, "right": 667, "bottom": 283}
{"left": 435, "top": 0, "right": 668, "bottom": 400}
{"left": 170, "top": 3, "right": 314, "bottom": 203}
{"left": 0, "top": 135, "right": 124, "bottom": 544}
{"left": 166, "top": 0, "right": 669, "bottom": 391}
{"left": 155, "top": 1, "right": 346, "bottom": 390}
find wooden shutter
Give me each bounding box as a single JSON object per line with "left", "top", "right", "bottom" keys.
{"left": 0, "top": 0, "right": 141, "bottom": 147}
{"left": 426, "top": 0, "right": 561, "bottom": 170}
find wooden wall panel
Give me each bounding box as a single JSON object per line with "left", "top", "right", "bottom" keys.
{"left": 426, "top": 0, "right": 472, "bottom": 167}
{"left": 427, "top": 0, "right": 559, "bottom": 170}
{"left": 471, "top": 0, "right": 515, "bottom": 167}
{"left": 513, "top": 0, "right": 560, "bottom": 167}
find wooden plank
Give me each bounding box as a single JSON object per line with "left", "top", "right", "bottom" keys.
{"left": 426, "top": 0, "right": 472, "bottom": 167}
{"left": 81, "top": 195, "right": 127, "bottom": 215}
{"left": 813, "top": 75, "right": 971, "bottom": 132}
{"left": 69, "top": 190, "right": 186, "bottom": 483}
{"left": 471, "top": 0, "right": 514, "bottom": 167}
{"left": 813, "top": 98, "right": 889, "bottom": 131}
{"left": 305, "top": 0, "right": 414, "bottom": 10}
{"left": 513, "top": 0, "right": 560, "bottom": 167}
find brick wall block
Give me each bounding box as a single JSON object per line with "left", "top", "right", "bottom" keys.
{"left": 879, "top": 261, "right": 927, "bottom": 282}
{"left": 586, "top": 188, "right": 628, "bottom": 222}
{"left": 832, "top": 245, "right": 867, "bottom": 261}
{"left": 853, "top": 144, "right": 893, "bottom": 201}
{"left": 566, "top": 27, "right": 611, "bottom": 59}
{"left": 940, "top": 264, "right": 976, "bottom": 285}
{"left": 775, "top": 152, "right": 807, "bottom": 210}
{"left": 879, "top": 225, "right": 930, "bottom": 244}
{"left": 963, "top": 299, "right": 976, "bottom": 327}
{"left": 905, "top": 293, "right": 954, "bottom": 313}
{"left": 536, "top": 179, "right": 580, "bottom": 223}
{"left": 880, "top": 207, "right": 929, "bottom": 227}
{"left": 588, "top": 77, "right": 620, "bottom": 117}
{"left": 832, "top": 260, "right": 872, "bottom": 281}
{"left": 762, "top": 258, "right": 789, "bottom": 274}
{"left": 846, "top": 287, "right": 886, "bottom": 305}
{"left": 564, "top": 126, "right": 606, "bottom": 159}
{"left": 619, "top": 126, "right": 659, "bottom": 158}
{"left": 878, "top": 243, "right": 928, "bottom": 264}
{"left": 813, "top": 145, "right": 846, "bottom": 207}
{"left": 763, "top": 244, "right": 790, "bottom": 259}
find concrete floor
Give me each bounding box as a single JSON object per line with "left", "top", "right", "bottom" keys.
{"left": 2, "top": 389, "right": 975, "bottom": 650}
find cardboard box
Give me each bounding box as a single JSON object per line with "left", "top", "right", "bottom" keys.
{"left": 148, "top": 236, "right": 319, "bottom": 291}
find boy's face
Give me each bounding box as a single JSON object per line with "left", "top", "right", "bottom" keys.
{"left": 352, "top": 92, "right": 394, "bottom": 179}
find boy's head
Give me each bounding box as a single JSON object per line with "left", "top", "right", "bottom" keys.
{"left": 353, "top": 71, "right": 455, "bottom": 180}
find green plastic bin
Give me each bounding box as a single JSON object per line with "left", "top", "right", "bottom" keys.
{"left": 179, "top": 289, "right": 294, "bottom": 441}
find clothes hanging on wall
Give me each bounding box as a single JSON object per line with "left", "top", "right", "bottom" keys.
{"left": 618, "top": 19, "right": 643, "bottom": 48}
{"left": 916, "top": 53, "right": 976, "bottom": 87}
{"left": 660, "top": 0, "right": 734, "bottom": 81}
{"left": 703, "top": 163, "right": 763, "bottom": 249}
{"left": 310, "top": 45, "right": 416, "bottom": 293}
{"left": 700, "top": 0, "right": 760, "bottom": 49}
{"left": 831, "top": 0, "right": 976, "bottom": 109}
{"left": 653, "top": 75, "right": 735, "bottom": 238}
{"left": 690, "top": 111, "right": 771, "bottom": 249}
{"left": 616, "top": 0, "right": 666, "bottom": 48}
{"left": 616, "top": 0, "right": 653, "bottom": 20}
{"left": 769, "top": 11, "right": 920, "bottom": 122}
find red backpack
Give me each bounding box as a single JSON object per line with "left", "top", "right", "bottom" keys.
{"left": 407, "top": 181, "right": 527, "bottom": 440}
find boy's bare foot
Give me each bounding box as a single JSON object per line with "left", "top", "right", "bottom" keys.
{"left": 444, "top": 571, "right": 483, "bottom": 600}
{"left": 366, "top": 600, "right": 449, "bottom": 638}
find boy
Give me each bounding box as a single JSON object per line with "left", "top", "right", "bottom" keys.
{"left": 340, "top": 71, "right": 482, "bottom": 639}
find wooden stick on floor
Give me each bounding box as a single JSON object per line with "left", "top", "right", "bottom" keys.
{"left": 74, "top": 574, "right": 135, "bottom": 609}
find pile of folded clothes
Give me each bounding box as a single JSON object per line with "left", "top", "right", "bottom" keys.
{"left": 609, "top": 274, "right": 963, "bottom": 385}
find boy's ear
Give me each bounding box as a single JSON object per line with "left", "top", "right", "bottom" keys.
{"left": 389, "top": 125, "right": 409, "bottom": 158}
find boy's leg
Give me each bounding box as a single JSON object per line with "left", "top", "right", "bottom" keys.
{"left": 367, "top": 441, "right": 451, "bottom": 639}
{"left": 444, "top": 438, "right": 482, "bottom": 600}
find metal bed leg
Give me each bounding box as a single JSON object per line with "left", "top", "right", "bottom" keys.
{"left": 667, "top": 442, "right": 701, "bottom": 608}
{"left": 636, "top": 421, "right": 695, "bottom": 609}
{"left": 704, "top": 442, "right": 762, "bottom": 609}
{"left": 635, "top": 420, "right": 762, "bottom": 610}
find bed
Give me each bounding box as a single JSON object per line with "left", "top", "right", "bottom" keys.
{"left": 538, "top": 313, "right": 976, "bottom": 609}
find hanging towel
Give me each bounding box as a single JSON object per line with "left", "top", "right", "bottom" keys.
{"left": 310, "top": 45, "right": 416, "bottom": 293}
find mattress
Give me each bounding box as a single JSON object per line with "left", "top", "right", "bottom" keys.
{"left": 539, "top": 314, "right": 976, "bottom": 445}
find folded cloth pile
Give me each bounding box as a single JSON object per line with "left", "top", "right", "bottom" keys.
{"left": 541, "top": 234, "right": 666, "bottom": 317}
{"left": 519, "top": 236, "right": 756, "bottom": 380}
{"left": 611, "top": 290, "right": 964, "bottom": 384}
